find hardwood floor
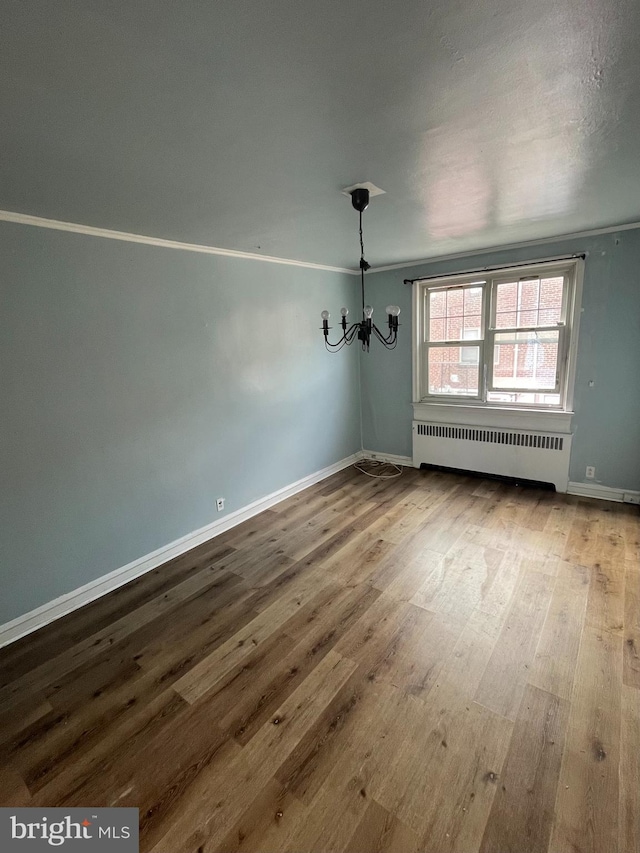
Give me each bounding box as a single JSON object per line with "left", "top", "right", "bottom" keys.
{"left": 0, "top": 466, "right": 638, "bottom": 853}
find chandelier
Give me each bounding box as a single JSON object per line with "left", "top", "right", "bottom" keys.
{"left": 321, "top": 187, "right": 400, "bottom": 351}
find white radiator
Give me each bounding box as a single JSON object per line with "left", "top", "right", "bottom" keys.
{"left": 412, "top": 421, "right": 572, "bottom": 492}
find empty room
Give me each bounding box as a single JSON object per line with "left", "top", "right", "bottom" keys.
{"left": 1, "top": 2, "right": 639, "bottom": 852}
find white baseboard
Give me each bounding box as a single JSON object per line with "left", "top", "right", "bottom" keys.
{"left": 0, "top": 452, "right": 361, "bottom": 649}
{"left": 361, "top": 450, "right": 414, "bottom": 467}
{"left": 567, "top": 481, "right": 640, "bottom": 504}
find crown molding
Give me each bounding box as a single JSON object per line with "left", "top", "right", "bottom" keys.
{"left": 4, "top": 207, "right": 639, "bottom": 277}
{"left": 0, "top": 209, "right": 357, "bottom": 275}
{"left": 369, "top": 220, "right": 640, "bottom": 274}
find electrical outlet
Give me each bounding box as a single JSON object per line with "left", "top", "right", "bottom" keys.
{"left": 216, "top": 498, "right": 225, "bottom": 512}
{"left": 585, "top": 466, "right": 595, "bottom": 479}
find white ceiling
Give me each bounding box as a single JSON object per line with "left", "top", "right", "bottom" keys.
{"left": 1, "top": 0, "right": 639, "bottom": 268}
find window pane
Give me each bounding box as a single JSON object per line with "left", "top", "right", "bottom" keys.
{"left": 538, "top": 307, "right": 560, "bottom": 325}
{"left": 495, "top": 276, "right": 564, "bottom": 329}
{"left": 487, "top": 391, "right": 561, "bottom": 406}
{"left": 461, "top": 328, "right": 480, "bottom": 362}
{"left": 447, "top": 288, "right": 463, "bottom": 315}
{"left": 429, "top": 285, "right": 484, "bottom": 342}
{"left": 518, "top": 309, "right": 538, "bottom": 327}
{"left": 429, "top": 317, "right": 447, "bottom": 342}
{"left": 444, "top": 289, "right": 463, "bottom": 341}
{"left": 540, "top": 277, "right": 563, "bottom": 312}
{"left": 518, "top": 279, "right": 539, "bottom": 326}
{"left": 428, "top": 346, "right": 479, "bottom": 396}
{"left": 492, "top": 330, "right": 559, "bottom": 390}
{"left": 462, "top": 316, "right": 482, "bottom": 337}
{"left": 494, "top": 281, "right": 517, "bottom": 328}
{"left": 429, "top": 290, "right": 446, "bottom": 318}
{"left": 464, "top": 287, "right": 483, "bottom": 314}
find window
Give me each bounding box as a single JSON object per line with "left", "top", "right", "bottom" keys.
{"left": 413, "top": 259, "right": 582, "bottom": 411}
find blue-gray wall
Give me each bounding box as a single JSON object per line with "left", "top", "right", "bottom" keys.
{"left": 0, "top": 222, "right": 360, "bottom": 624}
{"left": 361, "top": 229, "right": 640, "bottom": 492}
{"left": 3, "top": 223, "right": 640, "bottom": 627}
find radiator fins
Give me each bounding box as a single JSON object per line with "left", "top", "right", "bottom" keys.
{"left": 415, "top": 423, "right": 564, "bottom": 451}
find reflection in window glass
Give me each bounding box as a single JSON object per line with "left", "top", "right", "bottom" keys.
{"left": 461, "top": 328, "right": 480, "bottom": 363}
{"left": 495, "top": 277, "right": 563, "bottom": 329}
{"left": 429, "top": 286, "right": 483, "bottom": 342}
{"left": 428, "top": 346, "right": 480, "bottom": 396}
{"left": 492, "top": 330, "right": 559, "bottom": 390}
{"left": 487, "top": 391, "right": 562, "bottom": 405}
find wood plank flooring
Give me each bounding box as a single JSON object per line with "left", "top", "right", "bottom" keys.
{"left": 0, "top": 466, "right": 638, "bottom": 853}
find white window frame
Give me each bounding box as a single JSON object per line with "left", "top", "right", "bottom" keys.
{"left": 412, "top": 257, "right": 583, "bottom": 429}
{"left": 422, "top": 282, "right": 485, "bottom": 399}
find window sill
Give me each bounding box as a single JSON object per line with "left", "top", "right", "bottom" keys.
{"left": 412, "top": 401, "right": 573, "bottom": 434}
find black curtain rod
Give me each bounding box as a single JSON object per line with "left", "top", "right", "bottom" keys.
{"left": 403, "top": 253, "right": 586, "bottom": 285}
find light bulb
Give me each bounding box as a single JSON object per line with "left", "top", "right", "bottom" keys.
{"left": 386, "top": 305, "right": 401, "bottom": 317}
{"left": 340, "top": 307, "right": 349, "bottom": 317}
{"left": 320, "top": 310, "right": 330, "bottom": 321}
{"left": 364, "top": 305, "right": 374, "bottom": 319}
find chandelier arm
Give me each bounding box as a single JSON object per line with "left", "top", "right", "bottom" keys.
{"left": 372, "top": 323, "right": 397, "bottom": 345}
{"left": 372, "top": 329, "right": 397, "bottom": 349}
{"left": 324, "top": 321, "right": 360, "bottom": 348}
{"left": 326, "top": 322, "right": 363, "bottom": 351}
{"left": 346, "top": 323, "right": 361, "bottom": 343}
{"left": 324, "top": 336, "right": 348, "bottom": 348}
{"left": 325, "top": 338, "right": 348, "bottom": 352}
{"left": 373, "top": 333, "right": 398, "bottom": 351}
{"left": 323, "top": 330, "right": 348, "bottom": 347}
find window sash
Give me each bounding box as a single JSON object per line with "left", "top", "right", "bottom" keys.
{"left": 424, "top": 282, "right": 486, "bottom": 345}
{"left": 486, "top": 326, "right": 566, "bottom": 394}
{"left": 489, "top": 272, "right": 570, "bottom": 331}
{"left": 423, "top": 280, "right": 487, "bottom": 400}
{"left": 423, "top": 341, "right": 484, "bottom": 399}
